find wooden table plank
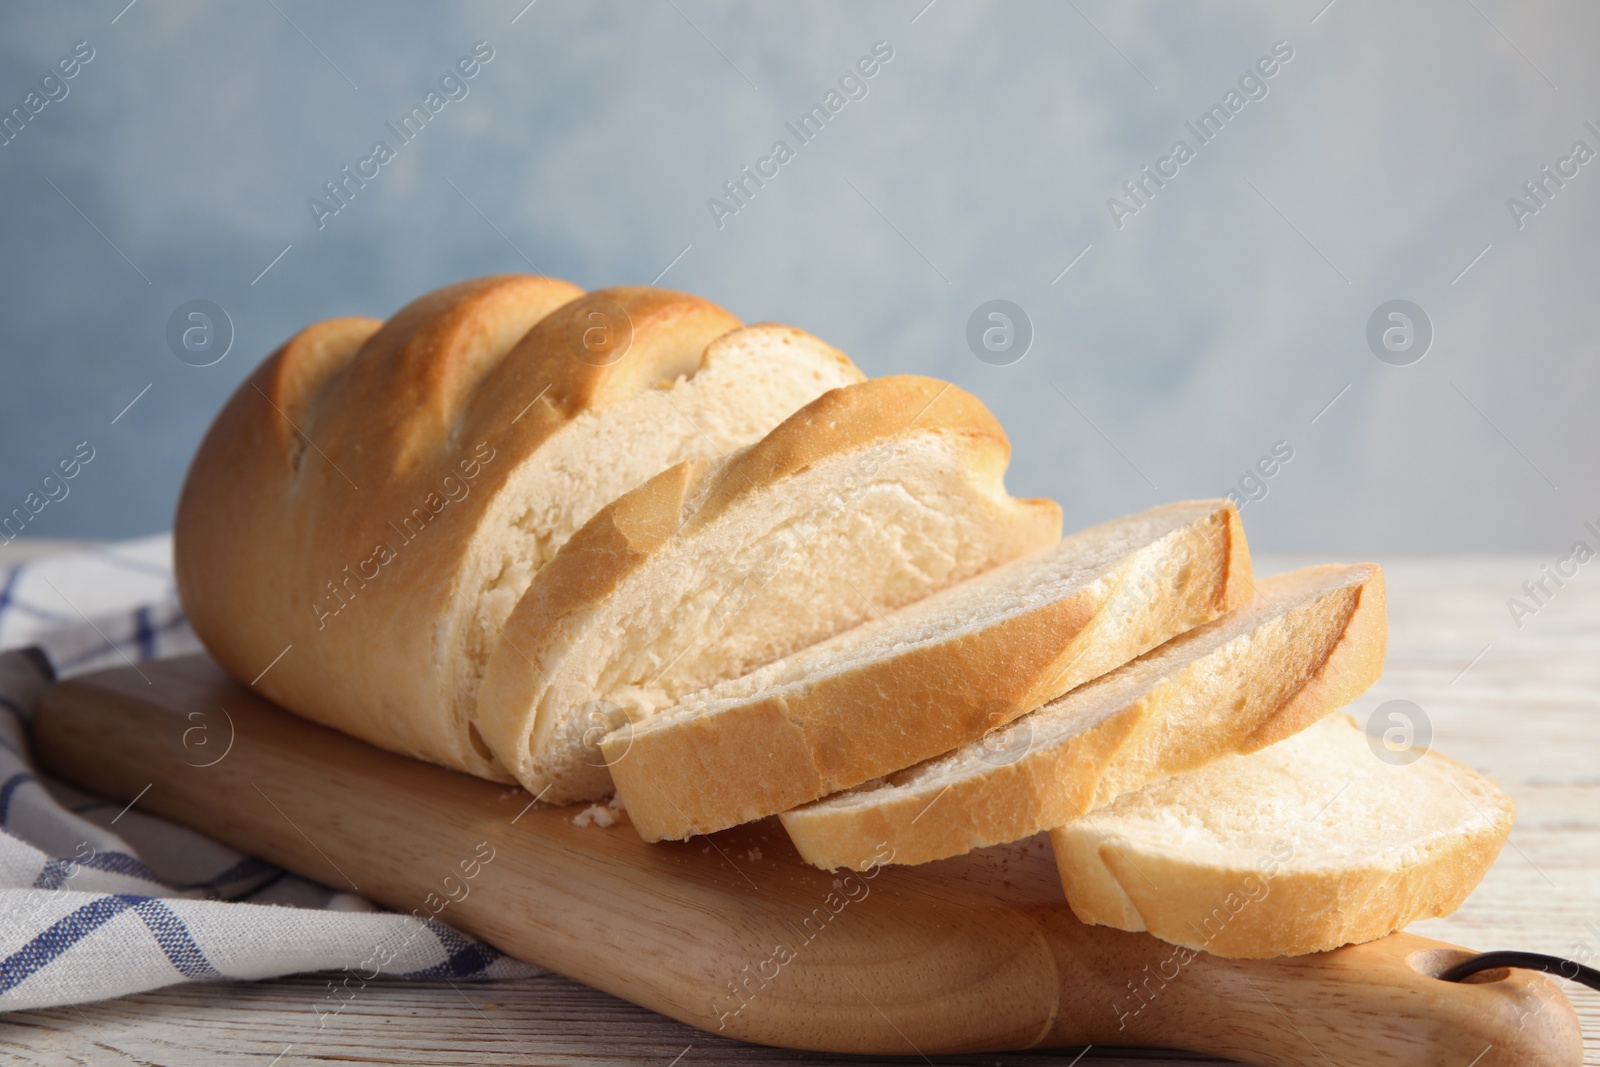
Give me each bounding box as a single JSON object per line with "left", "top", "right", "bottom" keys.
{"left": 5, "top": 557, "right": 1598, "bottom": 1066}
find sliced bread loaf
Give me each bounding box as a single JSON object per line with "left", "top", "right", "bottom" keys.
{"left": 1050, "top": 712, "right": 1515, "bottom": 958}
{"left": 474, "top": 376, "right": 1064, "bottom": 804}
{"left": 605, "top": 500, "right": 1252, "bottom": 841}
{"left": 176, "top": 277, "right": 863, "bottom": 781}
{"left": 781, "top": 562, "right": 1385, "bottom": 870}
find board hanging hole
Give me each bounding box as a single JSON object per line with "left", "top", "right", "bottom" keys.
{"left": 1438, "top": 950, "right": 1600, "bottom": 992}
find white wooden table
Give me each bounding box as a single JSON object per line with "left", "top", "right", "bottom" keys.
{"left": 2, "top": 553, "right": 1596, "bottom": 1066}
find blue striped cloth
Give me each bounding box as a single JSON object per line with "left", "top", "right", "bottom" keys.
{"left": 0, "top": 536, "right": 538, "bottom": 1011}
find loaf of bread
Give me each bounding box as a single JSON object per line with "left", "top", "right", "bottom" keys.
{"left": 474, "top": 375, "right": 1062, "bottom": 803}
{"left": 175, "top": 276, "right": 864, "bottom": 779}
{"left": 779, "top": 563, "right": 1385, "bottom": 870}
{"left": 176, "top": 273, "right": 1511, "bottom": 966}
{"left": 1051, "top": 713, "right": 1514, "bottom": 957}
{"left": 605, "top": 500, "right": 1251, "bottom": 841}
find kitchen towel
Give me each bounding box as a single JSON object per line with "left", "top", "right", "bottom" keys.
{"left": 0, "top": 536, "right": 539, "bottom": 1012}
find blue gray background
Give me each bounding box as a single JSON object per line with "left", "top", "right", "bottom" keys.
{"left": 2, "top": 1, "right": 1596, "bottom": 553}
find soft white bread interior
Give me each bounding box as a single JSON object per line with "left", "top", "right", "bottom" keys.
{"left": 1050, "top": 712, "right": 1514, "bottom": 958}
{"left": 781, "top": 562, "right": 1385, "bottom": 871}
{"left": 474, "top": 376, "right": 1063, "bottom": 804}
{"left": 175, "top": 277, "right": 862, "bottom": 780}
{"left": 455, "top": 320, "right": 864, "bottom": 754}
{"left": 609, "top": 500, "right": 1252, "bottom": 842}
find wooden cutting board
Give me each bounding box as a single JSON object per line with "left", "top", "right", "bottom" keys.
{"left": 32, "top": 655, "right": 1582, "bottom": 1067}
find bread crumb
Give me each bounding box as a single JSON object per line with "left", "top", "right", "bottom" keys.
{"left": 573, "top": 793, "right": 628, "bottom": 828}
{"left": 573, "top": 804, "right": 615, "bottom": 828}
{"left": 746, "top": 847, "right": 762, "bottom": 861}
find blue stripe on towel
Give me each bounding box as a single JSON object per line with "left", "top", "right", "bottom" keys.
{"left": 0, "top": 894, "right": 141, "bottom": 994}
{"left": 403, "top": 919, "right": 505, "bottom": 979}
{"left": 0, "top": 566, "right": 23, "bottom": 616}
{"left": 133, "top": 899, "right": 220, "bottom": 979}
{"left": 132, "top": 607, "right": 155, "bottom": 661}
{"left": 0, "top": 773, "right": 36, "bottom": 825}
{"left": 70, "top": 851, "right": 277, "bottom": 897}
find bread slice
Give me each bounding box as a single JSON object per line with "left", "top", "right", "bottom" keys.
{"left": 175, "top": 276, "right": 864, "bottom": 781}
{"left": 606, "top": 500, "right": 1252, "bottom": 841}
{"left": 1051, "top": 713, "right": 1514, "bottom": 958}
{"left": 474, "top": 376, "right": 1063, "bottom": 804}
{"left": 781, "top": 562, "right": 1385, "bottom": 871}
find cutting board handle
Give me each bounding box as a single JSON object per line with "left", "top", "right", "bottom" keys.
{"left": 1036, "top": 906, "right": 1584, "bottom": 1066}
